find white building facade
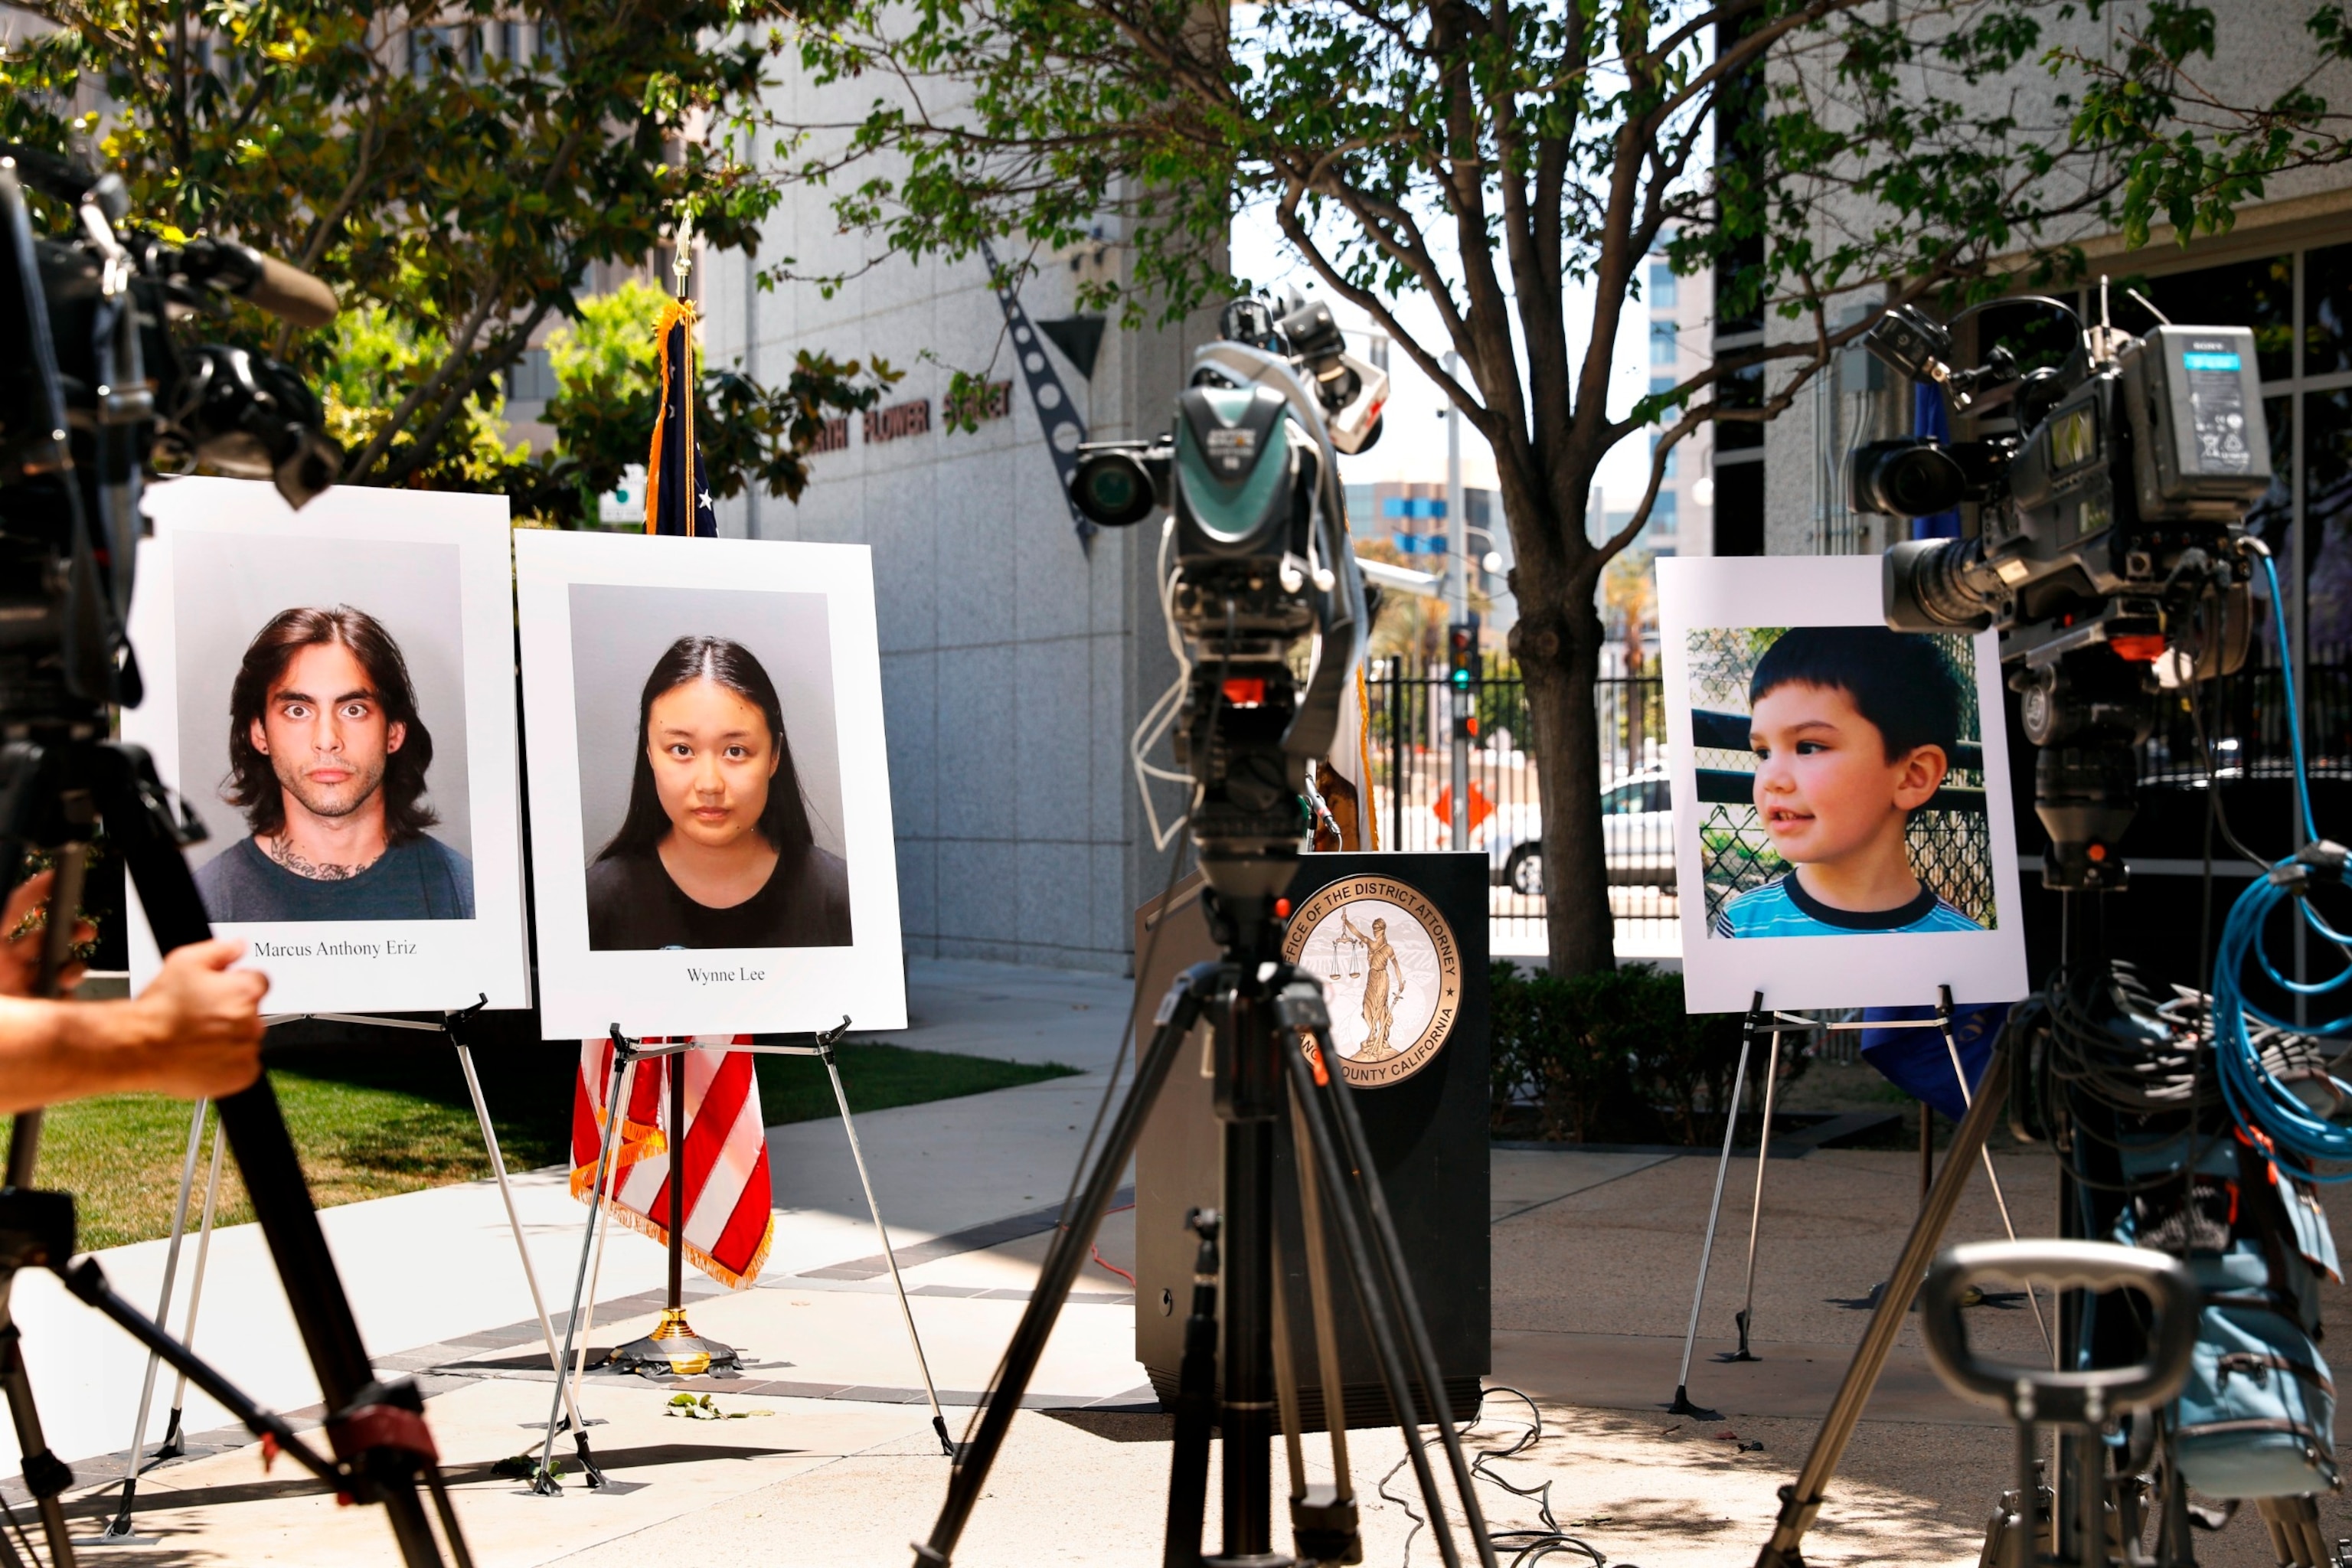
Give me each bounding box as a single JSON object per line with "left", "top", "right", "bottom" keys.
{"left": 699, "top": 157, "right": 1204, "bottom": 972}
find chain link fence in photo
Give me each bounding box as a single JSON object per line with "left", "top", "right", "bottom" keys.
{"left": 1685, "top": 625, "right": 1997, "bottom": 932}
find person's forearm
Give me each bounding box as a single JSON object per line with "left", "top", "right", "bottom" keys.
{"left": 0, "top": 995, "right": 168, "bottom": 1116}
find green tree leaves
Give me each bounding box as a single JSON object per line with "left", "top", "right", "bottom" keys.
{"left": 2, "top": 0, "right": 881, "bottom": 517}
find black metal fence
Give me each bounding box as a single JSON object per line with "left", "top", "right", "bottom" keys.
{"left": 1364, "top": 664, "right": 1674, "bottom": 956}
{"left": 1366, "top": 653, "right": 2347, "bottom": 955}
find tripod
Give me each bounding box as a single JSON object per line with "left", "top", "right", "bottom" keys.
{"left": 0, "top": 733, "right": 470, "bottom": 1567}
{"left": 916, "top": 876, "right": 1498, "bottom": 1568}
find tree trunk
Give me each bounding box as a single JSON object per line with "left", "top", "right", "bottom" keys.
{"left": 1511, "top": 586, "right": 1615, "bottom": 976}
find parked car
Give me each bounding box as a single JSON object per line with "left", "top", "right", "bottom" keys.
{"left": 1486, "top": 765, "right": 1677, "bottom": 893}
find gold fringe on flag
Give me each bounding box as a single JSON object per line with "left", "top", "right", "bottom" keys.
{"left": 567, "top": 1111, "right": 773, "bottom": 1290}
{"left": 643, "top": 296, "right": 699, "bottom": 534}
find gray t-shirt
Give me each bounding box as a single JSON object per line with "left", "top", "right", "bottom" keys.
{"left": 194, "top": 835, "right": 475, "bottom": 923}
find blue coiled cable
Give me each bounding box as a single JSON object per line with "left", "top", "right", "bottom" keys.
{"left": 2209, "top": 552, "right": 2352, "bottom": 1170}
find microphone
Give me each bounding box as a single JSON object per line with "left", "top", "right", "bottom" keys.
{"left": 177, "top": 238, "right": 339, "bottom": 328}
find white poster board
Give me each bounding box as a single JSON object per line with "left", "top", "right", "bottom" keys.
{"left": 124, "top": 477, "right": 531, "bottom": 1013}
{"left": 514, "top": 530, "right": 906, "bottom": 1038}
{"left": 1657, "top": 555, "right": 2029, "bottom": 1013}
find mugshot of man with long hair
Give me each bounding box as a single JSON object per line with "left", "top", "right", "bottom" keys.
{"left": 584, "top": 635, "right": 851, "bottom": 950}
{"left": 195, "top": 605, "right": 475, "bottom": 922}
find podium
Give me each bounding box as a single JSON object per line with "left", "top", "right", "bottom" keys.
{"left": 1132, "top": 851, "right": 1491, "bottom": 1428}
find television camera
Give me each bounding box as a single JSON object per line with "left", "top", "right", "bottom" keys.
{"left": 1757, "top": 289, "right": 2352, "bottom": 1568}
{"left": 1850, "top": 293, "right": 2271, "bottom": 890}
{"left": 916, "top": 299, "right": 1501, "bottom": 1568}
{"left": 1065, "top": 293, "right": 1383, "bottom": 907}
{"left": 0, "top": 148, "right": 468, "bottom": 1568}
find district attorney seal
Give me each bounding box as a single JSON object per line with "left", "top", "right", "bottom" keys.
{"left": 1281, "top": 877, "right": 1461, "bottom": 1087}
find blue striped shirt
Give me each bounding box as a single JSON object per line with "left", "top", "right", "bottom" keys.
{"left": 1711, "top": 873, "right": 1984, "bottom": 938}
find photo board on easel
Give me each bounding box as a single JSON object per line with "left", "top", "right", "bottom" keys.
{"left": 1656, "top": 554, "right": 2030, "bottom": 1013}
{"left": 514, "top": 529, "right": 907, "bottom": 1039}
{"left": 122, "top": 477, "right": 531, "bottom": 1013}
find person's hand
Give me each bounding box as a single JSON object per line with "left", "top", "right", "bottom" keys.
{"left": 126, "top": 939, "right": 269, "bottom": 1099}
{"left": 0, "top": 870, "right": 98, "bottom": 998}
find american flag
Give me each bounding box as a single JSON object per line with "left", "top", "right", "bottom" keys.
{"left": 571, "top": 1037, "right": 775, "bottom": 1289}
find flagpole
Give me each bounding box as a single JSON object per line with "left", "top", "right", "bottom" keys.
{"left": 611, "top": 206, "right": 742, "bottom": 1378}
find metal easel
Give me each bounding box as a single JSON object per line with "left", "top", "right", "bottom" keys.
{"left": 90, "top": 995, "right": 602, "bottom": 1543}
{"left": 1667, "top": 985, "right": 2043, "bottom": 1419}
{"left": 531, "top": 1017, "right": 951, "bottom": 1494}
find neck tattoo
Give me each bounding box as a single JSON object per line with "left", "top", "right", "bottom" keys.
{"left": 262, "top": 835, "right": 381, "bottom": 882}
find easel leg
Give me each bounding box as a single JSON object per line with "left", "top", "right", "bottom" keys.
{"left": 452, "top": 1037, "right": 599, "bottom": 1481}
{"left": 570, "top": 1148, "right": 623, "bottom": 1410}
{"left": 158, "top": 1115, "right": 227, "bottom": 1460}
{"left": 1935, "top": 987, "right": 2050, "bottom": 1356}
{"left": 535, "top": 1042, "right": 635, "bottom": 1494}
{"left": 98, "top": 1096, "right": 207, "bottom": 1543}
{"left": 818, "top": 1027, "right": 952, "bottom": 1455}
{"left": 1671, "top": 991, "right": 1760, "bottom": 1416}
{"left": 1730, "top": 1028, "right": 1782, "bottom": 1363}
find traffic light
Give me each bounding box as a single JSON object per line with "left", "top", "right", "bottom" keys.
{"left": 1446, "top": 618, "right": 1479, "bottom": 737}
{"left": 1446, "top": 619, "right": 1478, "bottom": 687}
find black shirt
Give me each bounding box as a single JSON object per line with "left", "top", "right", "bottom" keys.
{"left": 194, "top": 834, "right": 475, "bottom": 923}
{"left": 585, "top": 846, "right": 853, "bottom": 950}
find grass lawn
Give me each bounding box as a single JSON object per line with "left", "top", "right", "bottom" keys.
{"left": 28, "top": 1037, "right": 1077, "bottom": 1251}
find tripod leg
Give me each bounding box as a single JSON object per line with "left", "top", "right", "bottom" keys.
{"left": 0, "top": 1284, "right": 74, "bottom": 1568}
{"left": 1674, "top": 998, "right": 1758, "bottom": 1411}
{"left": 103, "top": 1094, "right": 207, "bottom": 1540}
{"left": 1276, "top": 1022, "right": 1467, "bottom": 1568}
{"left": 1753, "top": 1044, "right": 2011, "bottom": 1568}
{"left": 1733, "top": 1028, "right": 1782, "bottom": 1363}
{"left": 1163, "top": 1211, "right": 1220, "bottom": 1568}
{"left": 914, "top": 965, "right": 1210, "bottom": 1568}
{"left": 1294, "top": 1017, "right": 1498, "bottom": 1568}
{"left": 819, "top": 1037, "right": 952, "bottom": 1455}
{"left": 160, "top": 1115, "right": 227, "bottom": 1460}
{"left": 1268, "top": 1227, "right": 1306, "bottom": 1505}
{"left": 1218, "top": 1106, "right": 1279, "bottom": 1564}
{"left": 104, "top": 744, "right": 458, "bottom": 1567}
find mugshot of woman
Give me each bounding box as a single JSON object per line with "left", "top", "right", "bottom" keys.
{"left": 584, "top": 636, "right": 853, "bottom": 950}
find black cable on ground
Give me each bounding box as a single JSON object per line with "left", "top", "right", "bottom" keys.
{"left": 1377, "top": 1387, "right": 1639, "bottom": 1568}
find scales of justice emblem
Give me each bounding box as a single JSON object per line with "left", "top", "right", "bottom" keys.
{"left": 1280, "top": 877, "right": 1462, "bottom": 1087}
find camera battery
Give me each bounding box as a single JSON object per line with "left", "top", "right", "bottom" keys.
{"left": 2124, "top": 325, "right": 2272, "bottom": 521}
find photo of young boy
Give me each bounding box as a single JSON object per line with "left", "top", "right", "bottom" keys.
{"left": 1656, "top": 555, "right": 2027, "bottom": 1014}
{"left": 1710, "top": 626, "right": 1984, "bottom": 938}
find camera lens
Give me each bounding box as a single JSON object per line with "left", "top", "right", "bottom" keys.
{"left": 1850, "top": 439, "right": 1967, "bottom": 518}
{"left": 1071, "top": 451, "right": 1158, "bottom": 528}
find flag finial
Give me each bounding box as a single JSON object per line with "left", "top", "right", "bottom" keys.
{"left": 672, "top": 208, "right": 694, "bottom": 298}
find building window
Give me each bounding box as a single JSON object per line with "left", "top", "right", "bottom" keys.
{"left": 1648, "top": 491, "right": 1678, "bottom": 531}
{"left": 1649, "top": 263, "right": 1677, "bottom": 310}
{"left": 505, "top": 347, "right": 557, "bottom": 403}
{"left": 1650, "top": 321, "right": 1677, "bottom": 365}
{"left": 1649, "top": 372, "right": 1678, "bottom": 399}
{"left": 1715, "top": 361, "right": 1764, "bottom": 450}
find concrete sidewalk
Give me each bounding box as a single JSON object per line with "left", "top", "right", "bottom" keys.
{"left": 2, "top": 959, "right": 1138, "bottom": 1481}
{"left": 8, "top": 956, "right": 2347, "bottom": 1566}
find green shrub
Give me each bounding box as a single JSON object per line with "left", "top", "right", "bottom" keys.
{"left": 1490, "top": 961, "right": 1753, "bottom": 1143}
